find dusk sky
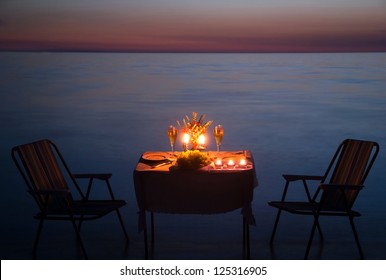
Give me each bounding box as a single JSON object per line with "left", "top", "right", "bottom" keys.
{"left": 1, "top": 0, "right": 386, "bottom": 52}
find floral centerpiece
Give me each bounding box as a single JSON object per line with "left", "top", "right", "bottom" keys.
{"left": 177, "top": 112, "right": 213, "bottom": 150}
{"left": 176, "top": 150, "right": 212, "bottom": 170}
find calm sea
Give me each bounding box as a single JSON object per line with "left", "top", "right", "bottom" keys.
{"left": 1, "top": 52, "right": 386, "bottom": 259}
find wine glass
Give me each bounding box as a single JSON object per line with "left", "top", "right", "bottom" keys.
{"left": 214, "top": 125, "right": 224, "bottom": 152}
{"left": 167, "top": 125, "right": 178, "bottom": 154}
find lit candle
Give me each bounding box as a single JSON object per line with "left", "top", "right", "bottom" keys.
{"left": 198, "top": 134, "right": 205, "bottom": 145}
{"left": 215, "top": 159, "right": 223, "bottom": 167}
{"left": 227, "top": 159, "right": 235, "bottom": 167}
{"left": 239, "top": 159, "right": 247, "bottom": 167}
{"left": 183, "top": 133, "right": 190, "bottom": 144}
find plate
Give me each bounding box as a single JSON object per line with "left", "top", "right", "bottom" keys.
{"left": 142, "top": 153, "right": 168, "bottom": 161}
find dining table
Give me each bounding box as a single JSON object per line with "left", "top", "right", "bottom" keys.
{"left": 133, "top": 150, "right": 258, "bottom": 259}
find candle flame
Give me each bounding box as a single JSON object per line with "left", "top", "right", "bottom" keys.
{"left": 183, "top": 133, "right": 190, "bottom": 144}
{"left": 198, "top": 134, "right": 205, "bottom": 145}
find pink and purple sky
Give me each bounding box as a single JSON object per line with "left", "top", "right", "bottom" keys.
{"left": 1, "top": 0, "right": 386, "bottom": 52}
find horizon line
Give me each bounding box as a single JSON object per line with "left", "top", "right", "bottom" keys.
{"left": 1, "top": 49, "right": 386, "bottom": 54}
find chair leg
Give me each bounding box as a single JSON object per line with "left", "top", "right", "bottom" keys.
{"left": 270, "top": 180, "right": 290, "bottom": 244}
{"left": 270, "top": 209, "right": 282, "bottom": 244}
{"left": 115, "top": 209, "right": 129, "bottom": 240}
{"left": 104, "top": 179, "right": 129, "bottom": 240}
{"left": 349, "top": 216, "right": 364, "bottom": 259}
{"left": 305, "top": 215, "right": 319, "bottom": 259}
{"left": 70, "top": 218, "right": 88, "bottom": 259}
{"left": 316, "top": 221, "right": 324, "bottom": 240}
{"left": 32, "top": 218, "right": 45, "bottom": 259}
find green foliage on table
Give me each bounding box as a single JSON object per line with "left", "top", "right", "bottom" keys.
{"left": 176, "top": 150, "right": 212, "bottom": 169}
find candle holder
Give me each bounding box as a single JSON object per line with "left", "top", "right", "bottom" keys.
{"left": 239, "top": 158, "right": 247, "bottom": 168}
{"left": 215, "top": 159, "right": 223, "bottom": 169}
{"left": 227, "top": 159, "right": 235, "bottom": 167}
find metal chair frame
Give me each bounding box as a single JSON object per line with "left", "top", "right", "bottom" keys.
{"left": 269, "top": 139, "right": 379, "bottom": 259}
{"left": 12, "top": 139, "right": 129, "bottom": 259}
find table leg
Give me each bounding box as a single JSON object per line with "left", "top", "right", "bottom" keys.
{"left": 144, "top": 223, "right": 149, "bottom": 259}
{"left": 243, "top": 217, "right": 250, "bottom": 259}
{"left": 151, "top": 212, "right": 155, "bottom": 254}
{"left": 143, "top": 212, "right": 155, "bottom": 259}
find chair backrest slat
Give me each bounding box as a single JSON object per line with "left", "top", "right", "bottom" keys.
{"left": 13, "top": 139, "right": 72, "bottom": 210}
{"left": 322, "top": 139, "right": 379, "bottom": 210}
{"left": 19, "top": 140, "right": 68, "bottom": 191}
{"left": 330, "top": 140, "right": 374, "bottom": 185}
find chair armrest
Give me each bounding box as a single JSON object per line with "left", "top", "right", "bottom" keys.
{"left": 73, "top": 173, "right": 112, "bottom": 180}
{"left": 283, "top": 174, "right": 324, "bottom": 182}
{"left": 28, "top": 189, "right": 70, "bottom": 197}
{"left": 73, "top": 173, "right": 115, "bottom": 200}
{"left": 319, "top": 184, "right": 364, "bottom": 191}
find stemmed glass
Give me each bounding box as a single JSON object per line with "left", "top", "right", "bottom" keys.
{"left": 167, "top": 125, "right": 178, "bottom": 154}
{"left": 214, "top": 125, "right": 224, "bottom": 152}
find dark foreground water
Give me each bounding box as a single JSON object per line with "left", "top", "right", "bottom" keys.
{"left": 1, "top": 52, "right": 386, "bottom": 259}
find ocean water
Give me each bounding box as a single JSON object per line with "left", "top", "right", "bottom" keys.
{"left": 1, "top": 52, "right": 386, "bottom": 259}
